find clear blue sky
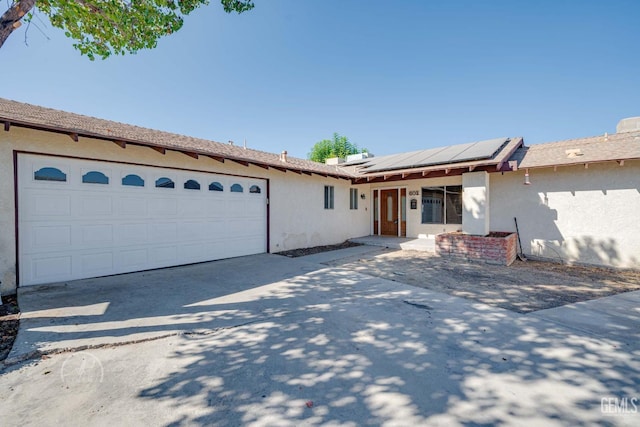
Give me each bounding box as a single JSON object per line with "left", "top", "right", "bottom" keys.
{"left": 2, "top": 0, "right": 639, "bottom": 159}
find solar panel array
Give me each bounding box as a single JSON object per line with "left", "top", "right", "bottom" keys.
{"left": 352, "top": 137, "right": 510, "bottom": 172}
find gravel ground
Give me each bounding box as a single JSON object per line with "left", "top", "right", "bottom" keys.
{"left": 0, "top": 295, "right": 19, "bottom": 361}
{"left": 275, "top": 241, "right": 362, "bottom": 257}
{"left": 321, "top": 248, "right": 640, "bottom": 313}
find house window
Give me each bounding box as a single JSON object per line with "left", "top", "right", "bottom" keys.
{"left": 421, "top": 185, "right": 462, "bottom": 224}
{"left": 184, "top": 179, "right": 200, "bottom": 190}
{"left": 249, "top": 185, "right": 261, "bottom": 194}
{"left": 155, "top": 177, "right": 175, "bottom": 188}
{"left": 324, "top": 185, "right": 334, "bottom": 209}
{"left": 209, "top": 182, "right": 223, "bottom": 191}
{"left": 230, "top": 183, "right": 243, "bottom": 193}
{"left": 82, "top": 171, "right": 109, "bottom": 184}
{"left": 34, "top": 167, "right": 66, "bottom": 182}
{"left": 350, "top": 188, "right": 358, "bottom": 210}
{"left": 122, "top": 174, "right": 144, "bottom": 187}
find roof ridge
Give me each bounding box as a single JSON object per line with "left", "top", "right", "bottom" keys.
{"left": 529, "top": 130, "right": 640, "bottom": 148}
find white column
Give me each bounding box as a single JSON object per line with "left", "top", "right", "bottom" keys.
{"left": 462, "top": 171, "right": 490, "bottom": 235}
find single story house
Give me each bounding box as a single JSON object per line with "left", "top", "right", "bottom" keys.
{"left": 0, "top": 98, "right": 638, "bottom": 293}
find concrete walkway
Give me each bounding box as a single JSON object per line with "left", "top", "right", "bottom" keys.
{"left": 1, "top": 250, "right": 638, "bottom": 426}
{"left": 530, "top": 289, "right": 640, "bottom": 344}
{"left": 350, "top": 235, "right": 436, "bottom": 252}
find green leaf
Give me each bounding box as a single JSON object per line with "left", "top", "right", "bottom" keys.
{"left": 32, "top": 0, "right": 256, "bottom": 60}
{"left": 308, "top": 133, "right": 362, "bottom": 163}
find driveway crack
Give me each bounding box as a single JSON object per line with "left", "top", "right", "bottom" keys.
{"left": 1, "top": 314, "right": 291, "bottom": 369}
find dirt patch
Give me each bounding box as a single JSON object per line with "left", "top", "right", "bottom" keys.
{"left": 323, "top": 249, "right": 640, "bottom": 313}
{"left": 0, "top": 295, "right": 20, "bottom": 361}
{"left": 275, "top": 241, "right": 362, "bottom": 258}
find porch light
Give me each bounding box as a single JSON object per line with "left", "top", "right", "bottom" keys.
{"left": 524, "top": 169, "right": 531, "bottom": 185}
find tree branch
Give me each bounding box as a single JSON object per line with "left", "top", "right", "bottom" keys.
{"left": 0, "top": 0, "right": 36, "bottom": 49}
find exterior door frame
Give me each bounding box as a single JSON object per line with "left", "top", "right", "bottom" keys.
{"left": 372, "top": 186, "right": 407, "bottom": 237}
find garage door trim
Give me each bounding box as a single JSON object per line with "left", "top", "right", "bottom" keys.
{"left": 15, "top": 150, "right": 271, "bottom": 286}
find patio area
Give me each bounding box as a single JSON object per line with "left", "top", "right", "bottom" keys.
{"left": 349, "top": 235, "right": 436, "bottom": 252}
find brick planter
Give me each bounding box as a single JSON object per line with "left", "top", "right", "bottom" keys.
{"left": 435, "top": 232, "right": 518, "bottom": 266}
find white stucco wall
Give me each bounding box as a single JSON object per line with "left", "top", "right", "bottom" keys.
{"left": 462, "top": 171, "right": 490, "bottom": 236}
{"left": 368, "top": 176, "right": 463, "bottom": 237}
{"left": 268, "top": 173, "right": 370, "bottom": 253}
{"left": 0, "top": 127, "right": 370, "bottom": 294}
{"left": 490, "top": 162, "right": 640, "bottom": 268}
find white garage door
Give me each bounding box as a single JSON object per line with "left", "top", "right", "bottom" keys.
{"left": 18, "top": 154, "right": 267, "bottom": 286}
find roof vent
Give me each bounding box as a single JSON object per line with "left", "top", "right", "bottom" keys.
{"left": 616, "top": 117, "right": 640, "bottom": 133}
{"left": 346, "top": 152, "right": 373, "bottom": 162}
{"left": 565, "top": 149, "right": 583, "bottom": 158}
{"left": 228, "top": 140, "right": 234, "bottom": 146}
{"left": 325, "top": 157, "right": 345, "bottom": 165}
{"left": 280, "top": 150, "right": 287, "bottom": 162}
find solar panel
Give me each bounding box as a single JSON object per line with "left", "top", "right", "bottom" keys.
{"left": 450, "top": 137, "right": 509, "bottom": 162}
{"left": 360, "top": 137, "right": 509, "bottom": 172}
{"left": 361, "top": 149, "right": 424, "bottom": 171}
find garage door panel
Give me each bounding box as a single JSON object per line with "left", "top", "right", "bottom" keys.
{"left": 203, "top": 242, "right": 227, "bottom": 260}
{"left": 208, "top": 207, "right": 228, "bottom": 219}
{"left": 114, "top": 223, "right": 149, "bottom": 244}
{"left": 235, "top": 219, "right": 264, "bottom": 236}
{"left": 117, "top": 248, "right": 148, "bottom": 269}
{"left": 31, "top": 255, "right": 73, "bottom": 281}
{"left": 151, "top": 246, "right": 178, "bottom": 264}
{"left": 79, "top": 196, "right": 113, "bottom": 216}
{"left": 225, "top": 237, "right": 263, "bottom": 258}
{"left": 179, "top": 222, "right": 207, "bottom": 241}
{"left": 205, "top": 196, "right": 226, "bottom": 206}
{"left": 226, "top": 199, "right": 246, "bottom": 216}
{"left": 179, "top": 199, "right": 206, "bottom": 217}
{"left": 236, "top": 237, "right": 266, "bottom": 254}
{"left": 18, "top": 154, "right": 267, "bottom": 286}
{"left": 117, "top": 197, "right": 148, "bottom": 216}
{"left": 151, "top": 223, "right": 178, "bottom": 243}
{"left": 228, "top": 217, "right": 262, "bottom": 231}
{"left": 81, "top": 224, "right": 113, "bottom": 245}
{"left": 202, "top": 220, "right": 227, "bottom": 238}
{"left": 30, "top": 225, "right": 73, "bottom": 250}
{"left": 29, "top": 193, "right": 72, "bottom": 217}
{"left": 80, "top": 252, "right": 114, "bottom": 275}
{"left": 149, "top": 198, "right": 178, "bottom": 216}
{"left": 179, "top": 243, "right": 208, "bottom": 262}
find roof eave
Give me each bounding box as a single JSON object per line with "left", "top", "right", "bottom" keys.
{"left": 1, "top": 117, "right": 352, "bottom": 179}
{"left": 519, "top": 156, "right": 640, "bottom": 170}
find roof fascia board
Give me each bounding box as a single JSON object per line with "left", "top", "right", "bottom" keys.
{"left": 229, "top": 158, "right": 250, "bottom": 167}
{"left": 2, "top": 116, "right": 353, "bottom": 179}
{"left": 352, "top": 163, "right": 516, "bottom": 184}
{"left": 522, "top": 157, "right": 640, "bottom": 171}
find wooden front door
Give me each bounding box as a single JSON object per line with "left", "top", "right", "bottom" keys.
{"left": 380, "top": 189, "right": 398, "bottom": 236}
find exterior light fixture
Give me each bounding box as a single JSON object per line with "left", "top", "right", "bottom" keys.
{"left": 524, "top": 169, "right": 531, "bottom": 185}
{"left": 360, "top": 193, "right": 366, "bottom": 200}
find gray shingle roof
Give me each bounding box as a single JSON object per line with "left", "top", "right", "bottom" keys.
{"left": 513, "top": 131, "right": 640, "bottom": 169}
{"left": 0, "top": 98, "right": 353, "bottom": 179}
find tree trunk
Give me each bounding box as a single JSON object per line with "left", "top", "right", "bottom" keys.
{"left": 0, "top": 0, "right": 37, "bottom": 50}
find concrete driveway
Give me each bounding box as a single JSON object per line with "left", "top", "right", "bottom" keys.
{"left": 1, "top": 248, "right": 639, "bottom": 426}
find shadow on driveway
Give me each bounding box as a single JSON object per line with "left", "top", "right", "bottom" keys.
{"left": 2, "top": 252, "right": 639, "bottom": 425}
{"left": 9, "top": 254, "right": 324, "bottom": 360}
